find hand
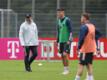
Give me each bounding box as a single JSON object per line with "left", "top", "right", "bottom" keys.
{"left": 55, "top": 42, "right": 60, "bottom": 52}
{"left": 77, "top": 49, "right": 80, "bottom": 55}
{"left": 96, "top": 49, "right": 100, "bottom": 55}
{"left": 63, "top": 52, "right": 67, "bottom": 56}
{"left": 94, "top": 49, "right": 100, "bottom": 55}
{"left": 55, "top": 41, "right": 58, "bottom": 47}
{"left": 67, "top": 41, "right": 70, "bottom": 45}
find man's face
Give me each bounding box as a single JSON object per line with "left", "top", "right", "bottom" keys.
{"left": 26, "top": 17, "right": 32, "bottom": 24}
{"left": 81, "top": 16, "right": 86, "bottom": 24}
{"left": 57, "top": 11, "right": 65, "bottom": 19}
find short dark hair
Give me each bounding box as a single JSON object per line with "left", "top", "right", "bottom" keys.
{"left": 25, "top": 14, "right": 31, "bottom": 18}
{"left": 82, "top": 13, "right": 90, "bottom": 20}
{"left": 57, "top": 8, "right": 65, "bottom": 11}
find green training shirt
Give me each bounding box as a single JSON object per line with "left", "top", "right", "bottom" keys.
{"left": 58, "top": 17, "right": 70, "bottom": 43}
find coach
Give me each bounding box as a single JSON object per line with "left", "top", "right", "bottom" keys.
{"left": 19, "top": 14, "right": 39, "bottom": 72}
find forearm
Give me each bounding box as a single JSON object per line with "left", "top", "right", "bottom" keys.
{"left": 69, "top": 32, "right": 73, "bottom": 42}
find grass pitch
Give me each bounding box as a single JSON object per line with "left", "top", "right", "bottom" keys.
{"left": 0, "top": 60, "right": 107, "bottom": 80}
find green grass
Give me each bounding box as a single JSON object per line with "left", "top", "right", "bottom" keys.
{"left": 0, "top": 60, "right": 107, "bottom": 80}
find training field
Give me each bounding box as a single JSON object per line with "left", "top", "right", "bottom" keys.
{"left": 0, "top": 60, "right": 107, "bottom": 80}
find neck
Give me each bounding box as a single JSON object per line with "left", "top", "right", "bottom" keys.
{"left": 84, "top": 20, "right": 89, "bottom": 23}
{"left": 60, "top": 16, "right": 65, "bottom": 19}
{"left": 81, "top": 20, "right": 90, "bottom": 25}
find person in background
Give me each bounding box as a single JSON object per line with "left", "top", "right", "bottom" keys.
{"left": 19, "top": 14, "right": 39, "bottom": 72}
{"left": 57, "top": 8, "right": 73, "bottom": 75}
{"left": 74, "top": 13, "right": 102, "bottom": 80}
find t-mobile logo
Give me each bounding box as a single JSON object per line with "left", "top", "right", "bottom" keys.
{"left": 7, "top": 41, "right": 19, "bottom": 58}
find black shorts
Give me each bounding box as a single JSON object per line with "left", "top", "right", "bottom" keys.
{"left": 79, "top": 52, "right": 94, "bottom": 65}
{"left": 59, "top": 42, "right": 71, "bottom": 54}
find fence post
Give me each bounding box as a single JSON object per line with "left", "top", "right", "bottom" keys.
{"left": 1, "top": 10, "right": 4, "bottom": 37}
{"left": 82, "top": 0, "right": 86, "bottom": 13}
{"left": 15, "top": 13, "right": 18, "bottom": 37}
{"left": 106, "top": 13, "right": 107, "bottom": 37}
{"left": 7, "top": 0, "right": 11, "bottom": 37}
{"left": 32, "top": 0, "right": 35, "bottom": 20}
{"left": 57, "top": 0, "right": 60, "bottom": 9}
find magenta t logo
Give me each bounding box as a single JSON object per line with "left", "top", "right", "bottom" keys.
{"left": 7, "top": 41, "right": 19, "bottom": 59}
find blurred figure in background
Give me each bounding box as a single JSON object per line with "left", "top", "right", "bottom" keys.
{"left": 19, "top": 14, "right": 39, "bottom": 72}
{"left": 57, "top": 8, "right": 73, "bottom": 75}
{"left": 75, "top": 13, "right": 102, "bottom": 80}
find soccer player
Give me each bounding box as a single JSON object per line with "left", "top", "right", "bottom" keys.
{"left": 19, "top": 14, "right": 39, "bottom": 72}
{"left": 57, "top": 8, "right": 73, "bottom": 75}
{"left": 74, "top": 13, "right": 102, "bottom": 80}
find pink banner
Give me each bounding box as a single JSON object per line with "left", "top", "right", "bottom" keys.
{"left": 0, "top": 38, "right": 23, "bottom": 60}
{"left": 0, "top": 38, "right": 107, "bottom": 60}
